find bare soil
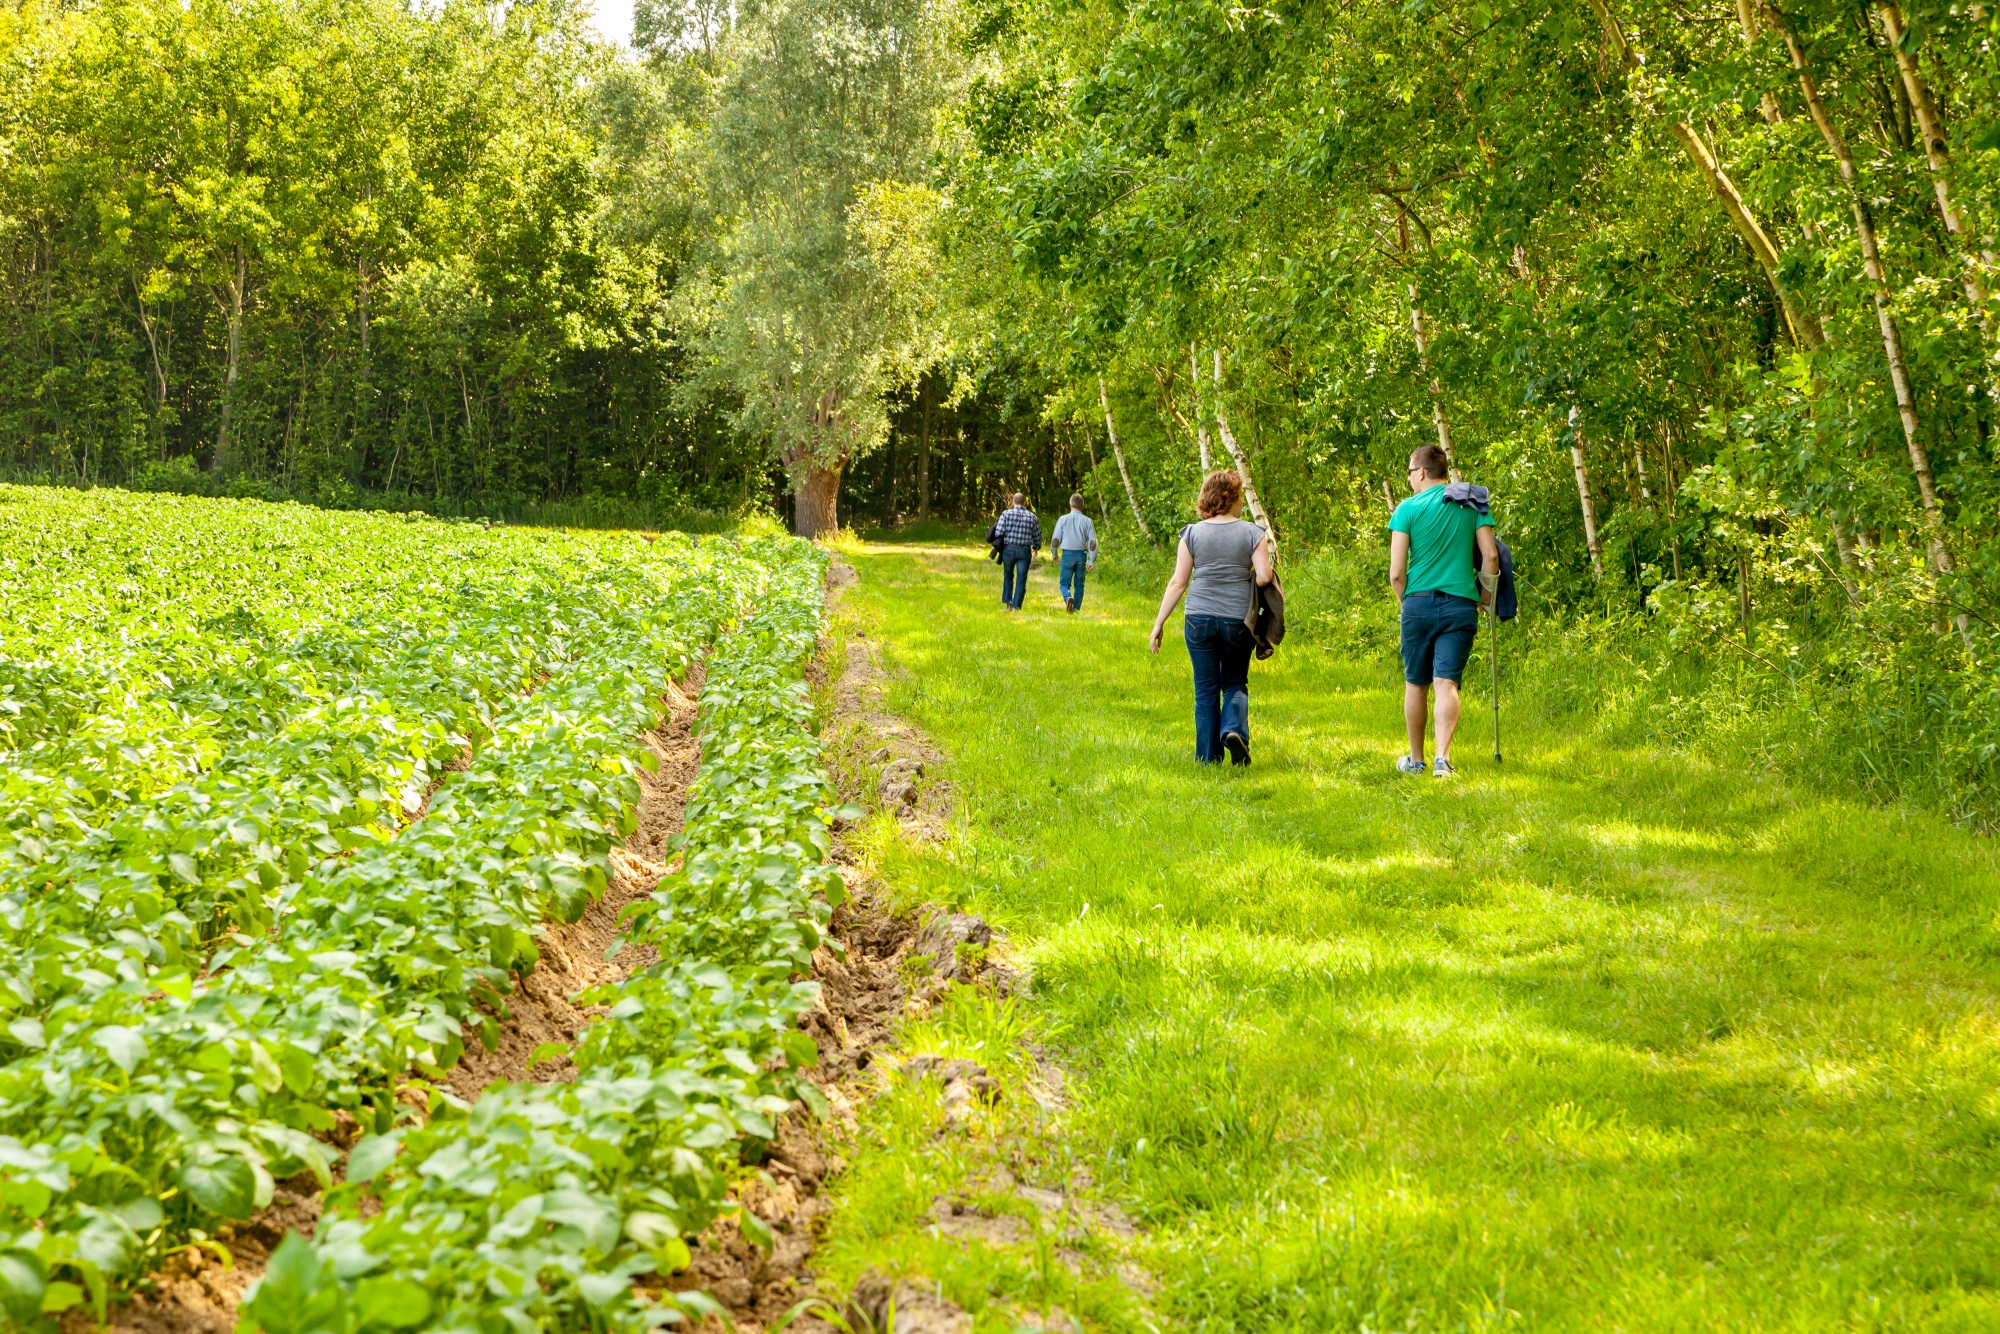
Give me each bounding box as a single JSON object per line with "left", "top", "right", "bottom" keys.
{"left": 668, "top": 563, "right": 1019, "bottom": 1333}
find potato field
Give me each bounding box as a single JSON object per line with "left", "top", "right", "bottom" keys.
{"left": 0, "top": 486, "right": 837, "bottom": 1332}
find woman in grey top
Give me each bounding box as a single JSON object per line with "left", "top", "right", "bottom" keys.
{"left": 1148, "top": 470, "right": 1274, "bottom": 765}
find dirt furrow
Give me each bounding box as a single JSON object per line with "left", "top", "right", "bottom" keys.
{"left": 76, "top": 671, "right": 706, "bottom": 1334}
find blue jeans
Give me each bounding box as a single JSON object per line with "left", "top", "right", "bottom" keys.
{"left": 1001, "top": 544, "right": 1031, "bottom": 608}
{"left": 1184, "top": 613, "right": 1253, "bottom": 763}
{"left": 1059, "top": 550, "right": 1089, "bottom": 608}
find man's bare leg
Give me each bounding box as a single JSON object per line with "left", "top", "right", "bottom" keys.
{"left": 1404, "top": 683, "right": 1429, "bottom": 764}
{"left": 1433, "top": 678, "right": 1462, "bottom": 762}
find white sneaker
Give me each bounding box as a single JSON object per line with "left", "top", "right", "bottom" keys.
{"left": 1433, "top": 756, "right": 1457, "bottom": 778}
{"left": 1395, "top": 755, "right": 1427, "bottom": 777}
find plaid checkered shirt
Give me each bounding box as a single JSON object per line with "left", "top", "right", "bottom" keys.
{"left": 994, "top": 506, "right": 1042, "bottom": 549}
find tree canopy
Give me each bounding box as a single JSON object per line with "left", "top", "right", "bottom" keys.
{"left": 4, "top": 0, "right": 1999, "bottom": 809}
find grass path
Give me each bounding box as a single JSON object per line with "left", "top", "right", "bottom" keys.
{"left": 841, "top": 541, "right": 2000, "bottom": 1332}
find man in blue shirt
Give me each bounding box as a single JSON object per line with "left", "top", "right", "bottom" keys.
{"left": 1049, "top": 494, "right": 1097, "bottom": 613}
{"left": 1389, "top": 445, "right": 1498, "bottom": 777}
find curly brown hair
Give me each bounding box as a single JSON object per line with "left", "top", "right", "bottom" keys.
{"left": 1196, "top": 470, "right": 1244, "bottom": 519}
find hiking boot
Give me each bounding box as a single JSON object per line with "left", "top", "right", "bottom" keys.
{"left": 1433, "top": 756, "right": 1458, "bottom": 778}
{"left": 1222, "top": 731, "right": 1250, "bottom": 767}
{"left": 1064, "top": 595, "right": 1074, "bottom": 612}
{"left": 1395, "top": 755, "right": 1427, "bottom": 778}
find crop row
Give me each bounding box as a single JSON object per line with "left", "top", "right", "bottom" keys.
{"left": 241, "top": 544, "right": 837, "bottom": 1334}
{"left": 0, "top": 490, "right": 832, "bottom": 1326}
{"left": 1, "top": 491, "right": 732, "bottom": 1027}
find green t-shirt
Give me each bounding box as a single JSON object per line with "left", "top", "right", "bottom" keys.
{"left": 1389, "top": 486, "right": 1493, "bottom": 601}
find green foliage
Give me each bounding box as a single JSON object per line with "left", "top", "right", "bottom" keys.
{"left": 926, "top": 0, "right": 2000, "bottom": 821}
{"left": 671, "top": 0, "right": 967, "bottom": 515}
{"left": 281, "top": 538, "right": 838, "bottom": 1333}
{"left": 0, "top": 0, "right": 759, "bottom": 510}
{"left": 0, "top": 486, "right": 839, "bottom": 1328}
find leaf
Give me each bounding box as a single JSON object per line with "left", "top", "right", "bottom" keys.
{"left": 7, "top": 1018, "right": 45, "bottom": 1049}
{"left": 0, "top": 1252, "right": 44, "bottom": 1324}
{"left": 39, "top": 1280, "right": 84, "bottom": 1314}
{"left": 540, "top": 1189, "right": 621, "bottom": 1251}
{"left": 623, "top": 1211, "right": 682, "bottom": 1250}
{"left": 780, "top": 1030, "right": 819, "bottom": 1069}
{"left": 107, "top": 1195, "right": 164, "bottom": 1231}
{"left": 526, "top": 1041, "right": 570, "bottom": 1070}
{"left": 94, "top": 1025, "right": 147, "bottom": 1075}
{"left": 239, "top": 1233, "right": 344, "bottom": 1334}
{"left": 169, "top": 852, "right": 200, "bottom": 884}
{"left": 180, "top": 1154, "right": 257, "bottom": 1220}
{"left": 793, "top": 1079, "right": 831, "bottom": 1121}
{"left": 577, "top": 1272, "right": 628, "bottom": 1309}
{"left": 344, "top": 1133, "right": 402, "bottom": 1186}
{"left": 279, "top": 1045, "right": 316, "bottom": 1096}
{"left": 736, "top": 1207, "right": 775, "bottom": 1253}
{"left": 0, "top": 1178, "right": 51, "bottom": 1218}
{"left": 248, "top": 1042, "right": 284, "bottom": 1094}
{"left": 352, "top": 1277, "right": 431, "bottom": 1329}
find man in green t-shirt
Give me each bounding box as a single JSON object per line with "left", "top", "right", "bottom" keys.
{"left": 1388, "top": 444, "right": 1498, "bottom": 777}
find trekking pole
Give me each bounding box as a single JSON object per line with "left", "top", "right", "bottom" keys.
{"left": 1491, "top": 605, "right": 1502, "bottom": 764}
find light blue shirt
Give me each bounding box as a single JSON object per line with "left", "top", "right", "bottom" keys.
{"left": 1051, "top": 511, "right": 1097, "bottom": 556}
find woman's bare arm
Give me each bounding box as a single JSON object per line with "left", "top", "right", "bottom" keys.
{"left": 1253, "top": 532, "right": 1274, "bottom": 586}
{"left": 1149, "top": 538, "right": 1195, "bottom": 652}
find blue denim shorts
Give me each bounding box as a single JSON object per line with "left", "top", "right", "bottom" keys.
{"left": 1400, "top": 591, "right": 1479, "bottom": 686}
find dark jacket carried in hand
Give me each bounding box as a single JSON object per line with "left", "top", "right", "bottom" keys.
{"left": 1440, "top": 482, "right": 1517, "bottom": 622}
{"left": 1244, "top": 574, "right": 1286, "bottom": 660}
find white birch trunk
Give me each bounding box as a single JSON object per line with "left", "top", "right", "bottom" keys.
{"left": 1210, "top": 349, "right": 1269, "bottom": 529}
{"left": 1189, "top": 344, "right": 1212, "bottom": 471}
{"left": 1771, "top": 10, "right": 1957, "bottom": 590}
{"left": 1408, "top": 291, "right": 1460, "bottom": 478}
{"left": 1569, "top": 406, "right": 1605, "bottom": 579}
{"left": 1875, "top": 4, "right": 1992, "bottom": 332}
{"left": 1098, "top": 374, "right": 1152, "bottom": 541}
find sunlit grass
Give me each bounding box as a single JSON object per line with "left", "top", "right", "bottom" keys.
{"left": 839, "top": 542, "right": 2000, "bottom": 1331}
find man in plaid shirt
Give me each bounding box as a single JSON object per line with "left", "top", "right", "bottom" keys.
{"left": 993, "top": 493, "right": 1042, "bottom": 611}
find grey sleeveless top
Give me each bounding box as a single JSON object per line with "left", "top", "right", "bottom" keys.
{"left": 1181, "top": 519, "right": 1265, "bottom": 618}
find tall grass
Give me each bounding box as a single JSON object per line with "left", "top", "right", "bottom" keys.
{"left": 837, "top": 542, "right": 2000, "bottom": 1331}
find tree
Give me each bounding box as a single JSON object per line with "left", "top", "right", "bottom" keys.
{"left": 675, "top": 0, "right": 962, "bottom": 536}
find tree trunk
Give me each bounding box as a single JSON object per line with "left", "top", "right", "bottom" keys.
{"left": 132, "top": 273, "right": 168, "bottom": 454}
{"left": 1570, "top": 406, "right": 1605, "bottom": 579}
{"left": 917, "top": 376, "right": 932, "bottom": 519}
{"left": 212, "top": 247, "right": 245, "bottom": 480}
{"left": 1875, "top": 3, "right": 1992, "bottom": 328}
{"left": 1210, "top": 349, "right": 1269, "bottom": 528}
{"left": 795, "top": 463, "right": 842, "bottom": 539}
{"left": 1769, "top": 7, "right": 1957, "bottom": 588}
{"left": 1830, "top": 522, "right": 1861, "bottom": 604}
{"left": 1189, "top": 343, "right": 1212, "bottom": 471}
{"left": 1588, "top": 0, "right": 1824, "bottom": 348}
{"left": 1098, "top": 374, "right": 1152, "bottom": 541}
{"left": 1734, "top": 0, "right": 1786, "bottom": 124}
{"left": 1408, "top": 291, "right": 1461, "bottom": 477}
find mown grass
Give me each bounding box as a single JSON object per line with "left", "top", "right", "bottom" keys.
{"left": 833, "top": 541, "right": 2000, "bottom": 1332}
